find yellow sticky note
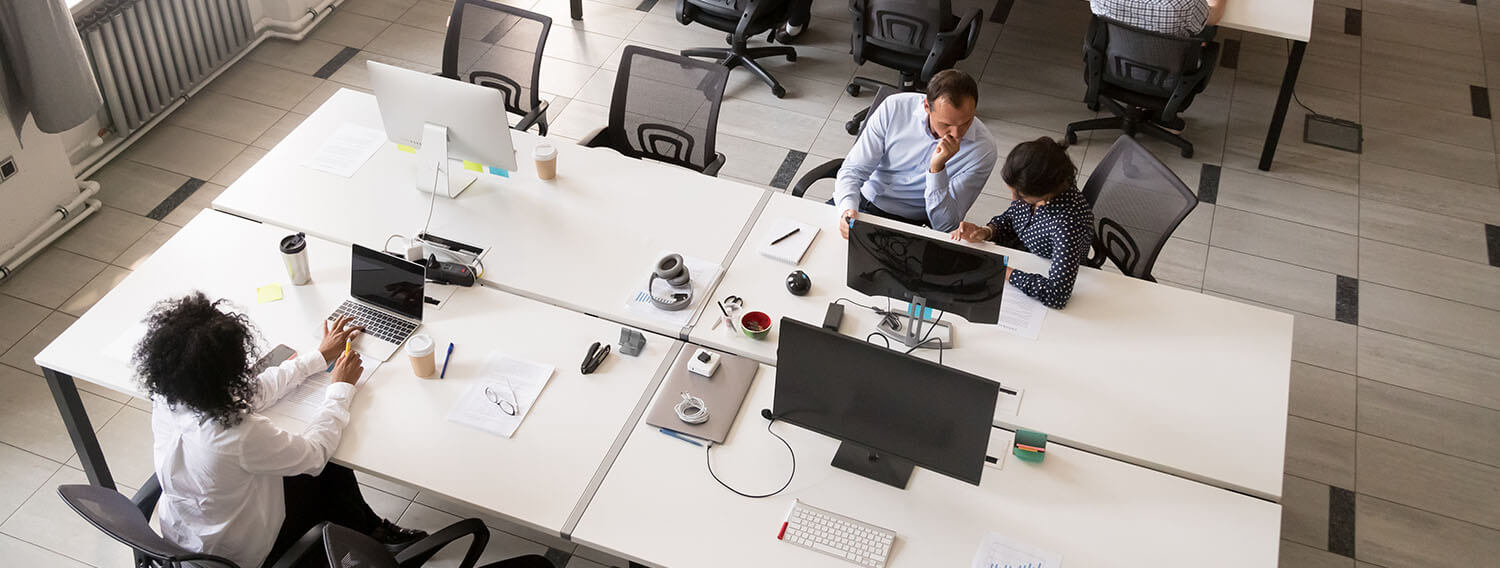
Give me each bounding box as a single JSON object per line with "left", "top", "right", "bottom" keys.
{"left": 462, "top": 160, "right": 483, "bottom": 172}
{"left": 397, "top": 144, "right": 416, "bottom": 154}
{"left": 256, "top": 284, "right": 283, "bottom": 304}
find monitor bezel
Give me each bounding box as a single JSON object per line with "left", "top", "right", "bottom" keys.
{"left": 845, "top": 219, "right": 1009, "bottom": 325}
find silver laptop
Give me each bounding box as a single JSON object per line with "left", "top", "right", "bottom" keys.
{"left": 326, "top": 244, "right": 424, "bottom": 362}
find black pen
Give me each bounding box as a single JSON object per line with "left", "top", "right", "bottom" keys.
{"left": 770, "top": 227, "right": 800, "bottom": 245}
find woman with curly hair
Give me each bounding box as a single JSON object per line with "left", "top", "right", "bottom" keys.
{"left": 137, "top": 292, "right": 426, "bottom": 567}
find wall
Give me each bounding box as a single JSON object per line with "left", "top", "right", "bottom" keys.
{"left": 0, "top": 57, "right": 84, "bottom": 256}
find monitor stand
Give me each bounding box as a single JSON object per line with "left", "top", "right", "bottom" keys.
{"left": 875, "top": 295, "right": 952, "bottom": 349}
{"left": 415, "top": 123, "right": 479, "bottom": 198}
{"left": 831, "top": 441, "right": 914, "bottom": 489}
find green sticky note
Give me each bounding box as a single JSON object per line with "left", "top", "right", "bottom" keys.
{"left": 462, "top": 160, "right": 483, "bottom": 172}
{"left": 256, "top": 284, "right": 283, "bottom": 304}
{"left": 397, "top": 144, "right": 416, "bottom": 154}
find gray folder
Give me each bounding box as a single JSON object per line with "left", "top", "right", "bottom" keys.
{"left": 645, "top": 347, "right": 759, "bottom": 444}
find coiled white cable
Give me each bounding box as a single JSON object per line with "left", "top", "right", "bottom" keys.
{"left": 675, "top": 392, "right": 709, "bottom": 425}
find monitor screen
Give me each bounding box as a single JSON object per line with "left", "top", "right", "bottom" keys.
{"left": 350, "top": 244, "right": 425, "bottom": 320}
{"left": 774, "top": 318, "right": 1000, "bottom": 486}
{"left": 847, "top": 220, "right": 1008, "bottom": 324}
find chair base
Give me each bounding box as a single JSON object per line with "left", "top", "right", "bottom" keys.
{"left": 681, "top": 45, "right": 796, "bottom": 98}
{"left": 1065, "top": 98, "right": 1194, "bottom": 158}
{"left": 843, "top": 74, "right": 918, "bottom": 135}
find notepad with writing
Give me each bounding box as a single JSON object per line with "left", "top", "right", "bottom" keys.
{"left": 758, "top": 218, "right": 819, "bottom": 265}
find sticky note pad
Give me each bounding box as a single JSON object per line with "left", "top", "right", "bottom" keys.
{"left": 1013, "top": 429, "right": 1047, "bottom": 463}
{"left": 256, "top": 284, "right": 283, "bottom": 304}
{"left": 397, "top": 144, "right": 416, "bottom": 154}
{"left": 487, "top": 166, "right": 509, "bottom": 177}
{"left": 462, "top": 160, "right": 483, "bottom": 172}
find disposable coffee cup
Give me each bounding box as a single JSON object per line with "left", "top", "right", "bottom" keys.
{"left": 280, "top": 232, "right": 310, "bottom": 285}
{"left": 534, "top": 143, "right": 557, "bottom": 180}
{"left": 406, "top": 334, "right": 437, "bottom": 378}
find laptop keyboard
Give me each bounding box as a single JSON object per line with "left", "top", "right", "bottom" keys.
{"left": 328, "top": 300, "right": 418, "bottom": 345}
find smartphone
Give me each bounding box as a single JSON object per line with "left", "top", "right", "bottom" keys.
{"left": 252, "top": 344, "right": 297, "bottom": 375}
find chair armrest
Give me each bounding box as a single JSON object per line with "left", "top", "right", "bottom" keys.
{"left": 131, "top": 473, "right": 162, "bottom": 520}
{"left": 395, "top": 518, "right": 490, "bottom": 568}
{"left": 1163, "top": 39, "right": 1220, "bottom": 119}
{"left": 266, "top": 522, "right": 328, "bottom": 568}
{"left": 790, "top": 158, "right": 843, "bottom": 198}
{"left": 703, "top": 152, "right": 726, "bottom": 177}
{"left": 516, "top": 100, "right": 549, "bottom": 135}
{"left": 925, "top": 8, "right": 982, "bottom": 80}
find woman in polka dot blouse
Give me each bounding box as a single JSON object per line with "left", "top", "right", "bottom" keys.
{"left": 951, "top": 137, "right": 1096, "bottom": 309}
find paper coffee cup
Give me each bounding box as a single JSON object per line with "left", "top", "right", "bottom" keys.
{"left": 406, "top": 334, "right": 437, "bottom": 378}
{"left": 534, "top": 143, "right": 557, "bottom": 180}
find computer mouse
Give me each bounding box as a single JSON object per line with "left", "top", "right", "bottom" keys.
{"left": 786, "top": 270, "right": 811, "bottom": 296}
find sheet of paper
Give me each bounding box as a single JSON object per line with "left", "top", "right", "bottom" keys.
{"left": 972, "top": 532, "right": 1062, "bottom": 568}
{"left": 265, "top": 361, "right": 382, "bottom": 423}
{"left": 302, "top": 124, "right": 386, "bottom": 177}
{"left": 995, "top": 387, "right": 1025, "bottom": 417}
{"left": 257, "top": 283, "right": 283, "bottom": 304}
{"left": 997, "top": 284, "right": 1046, "bottom": 340}
{"left": 446, "top": 352, "right": 555, "bottom": 438}
{"left": 758, "top": 218, "right": 819, "bottom": 265}
{"left": 622, "top": 252, "right": 723, "bottom": 330}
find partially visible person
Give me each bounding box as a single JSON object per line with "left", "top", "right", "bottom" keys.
{"left": 776, "top": 0, "right": 814, "bottom": 43}
{"left": 951, "top": 137, "right": 1095, "bottom": 309}
{"left": 138, "top": 293, "right": 425, "bottom": 568}
{"left": 833, "top": 69, "right": 998, "bottom": 237}
{"left": 1088, "top": 0, "right": 1226, "bottom": 38}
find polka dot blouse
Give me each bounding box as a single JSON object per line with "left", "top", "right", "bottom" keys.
{"left": 986, "top": 190, "right": 1096, "bottom": 309}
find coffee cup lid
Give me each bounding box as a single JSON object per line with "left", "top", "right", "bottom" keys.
{"left": 405, "top": 334, "right": 435, "bottom": 357}
{"left": 533, "top": 143, "right": 556, "bottom": 160}
{"left": 280, "top": 232, "right": 306, "bottom": 254}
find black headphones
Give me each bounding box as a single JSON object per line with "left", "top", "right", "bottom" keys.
{"left": 649, "top": 254, "right": 693, "bottom": 311}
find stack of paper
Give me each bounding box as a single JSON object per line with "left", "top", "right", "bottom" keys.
{"left": 447, "top": 352, "right": 555, "bottom": 438}
{"left": 266, "top": 361, "right": 383, "bottom": 423}
{"left": 996, "top": 284, "right": 1047, "bottom": 340}
{"left": 302, "top": 124, "right": 386, "bottom": 177}
{"left": 972, "top": 532, "right": 1062, "bottom": 568}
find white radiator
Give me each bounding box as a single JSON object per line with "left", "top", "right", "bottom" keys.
{"left": 74, "top": 0, "right": 254, "bottom": 136}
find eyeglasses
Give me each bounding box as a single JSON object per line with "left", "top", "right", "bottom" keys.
{"left": 484, "top": 382, "right": 519, "bottom": 416}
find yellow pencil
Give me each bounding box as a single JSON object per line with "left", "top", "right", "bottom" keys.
{"left": 343, "top": 338, "right": 351, "bottom": 356}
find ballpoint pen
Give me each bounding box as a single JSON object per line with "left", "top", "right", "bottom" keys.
{"left": 440, "top": 342, "right": 454, "bottom": 379}
{"left": 770, "top": 227, "right": 800, "bottom": 245}
{"left": 659, "top": 427, "right": 704, "bottom": 447}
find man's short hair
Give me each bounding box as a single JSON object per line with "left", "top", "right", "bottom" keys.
{"left": 926, "top": 69, "right": 980, "bottom": 108}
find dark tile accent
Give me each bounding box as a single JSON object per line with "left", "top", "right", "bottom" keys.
{"left": 1486, "top": 224, "right": 1500, "bottom": 267}
{"left": 146, "top": 178, "right": 206, "bottom": 221}
{"left": 313, "top": 47, "right": 360, "bottom": 79}
{"left": 1344, "top": 8, "right": 1362, "bottom": 36}
{"left": 1220, "top": 39, "right": 1240, "bottom": 70}
{"left": 1197, "top": 163, "right": 1220, "bottom": 204}
{"left": 1335, "top": 275, "right": 1358, "bottom": 325}
{"left": 770, "top": 149, "right": 808, "bottom": 190}
{"left": 543, "top": 547, "right": 572, "bottom": 567}
{"left": 1474, "top": 86, "right": 1493, "bottom": 119}
{"left": 1328, "top": 485, "right": 1356, "bottom": 557}
{"left": 1462, "top": 0, "right": 1478, "bottom": 5}
{"left": 635, "top": 0, "right": 659, "bottom": 12}
{"left": 990, "top": 0, "right": 1015, "bottom": 24}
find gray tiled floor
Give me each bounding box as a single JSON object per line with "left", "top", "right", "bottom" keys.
{"left": 4, "top": 0, "right": 1500, "bottom": 566}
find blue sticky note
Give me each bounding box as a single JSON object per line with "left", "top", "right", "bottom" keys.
{"left": 487, "top": 166, "right": 509, "bottom": 177}
{"left": 906, "top": 304, "right": 934, "bottom": 319}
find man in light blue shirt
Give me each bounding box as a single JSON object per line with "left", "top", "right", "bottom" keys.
{"left": 833, "top": 69, "right": 998, "bottom": 236}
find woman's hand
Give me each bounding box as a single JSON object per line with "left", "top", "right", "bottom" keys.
{"left": 950, "top": 221, "right": 992, "bottom": 243}
{"left": 318, "top": 315, "right": 364, "bottom": 364}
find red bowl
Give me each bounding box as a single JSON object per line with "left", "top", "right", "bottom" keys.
{"left": 741, "top": 311, "right": 772, "bottom": 338}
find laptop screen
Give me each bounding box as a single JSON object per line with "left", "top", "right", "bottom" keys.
{"left": 350, "top": 244, "right": 424, "bottom": 320}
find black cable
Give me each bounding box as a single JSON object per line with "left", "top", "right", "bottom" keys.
{"left": 865, "top": 332, "right": 890, "bottom": 348}
{"left": 705, "top": 419, "right": 796, "bottom": 499}
{"left": 1285, "top": 40, "right": 1325, "bottom": 117}
{"left": 906, "top": 336, "right": 945, "bottom": 364}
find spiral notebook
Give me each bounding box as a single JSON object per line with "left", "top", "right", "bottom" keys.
{"left": 644, "top": 348, "right": 760, "bottom": 444}
{"left": 758, "top": 218, "right": 819, "bottom": 265}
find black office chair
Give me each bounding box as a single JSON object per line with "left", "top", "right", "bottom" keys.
{"left": 441, "top": 0, "right": 552, "bottom": 135}
{"left": 1064, "top": 16, "right": 1219, "bottom": 159}
{"left": 57, "top": 478, "right": 325, "bottom": 568}
{"left": 1079, "top": 135, "right": 1197, "bottom": 282}
{"left": 789, "top": 86, "right": 897, "bottom": 198}
{"left": 676, "top": 0, "right": 797, "bottom": 98}
{"left": 321, "top": 521, "right": 555, "bottom": 568}
{"left": 583, "top": 45, "right": 731, "bottom": 176}
{"left": 842, "top": 0, "right": 982, "bottom": 134}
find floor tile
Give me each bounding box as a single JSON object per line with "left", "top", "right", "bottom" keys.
{"left": 0, "top": 296, "right": 50, "bottom": 357}
{"left": 161, "top": 183, "right": 228, "bottom": 228}
{"left": 1214, "top": 167, "right": 1358, "bottom": 235}
{"left": 714, "top": 98, "right": 824, "bottom": 151}
{"left": 1150, "top": 237, "right": 1207, "bottom": 289}
{"left": 1210, "top": 207, "right": 1357, "bottom": 275}
{"left": 787, "top": 153, "right": 840, "bottom": 202}
{"left": 1282, "top": 474, "right": 1332, "bottom": 550}
{"left": 210, "top": 147, "right": 270, "bottom": 187}
{"left": 1361, "top": 71, "right": 1474, "bottom": 115}
{"left": 529, "top": 0, "right": 646, "bottom": 39}
{"left": 0, "top": 466, "right": 137, "bottom": 568}
{"left": 0, "top": 363, "right": 122, "bottom": 463}
{"left": 1357, "top": 433, "right": 1500, "bottom": 530}
{"left": 1358, "top": 162, "right": 1500, "bottom": 226}
{"left": 724, "top": 70, "right": 845, "bottom": 122}
{"left": 51, "top": 208, "right": 157, "bottom": 264}
{"left": 327, "top": 51, "right": 438, "bottom": 90}
{"left": 1363, "top": 95, "right": 1493, "bottom": 152}
{"left": 715, "top": 134, "right": 794, "bottom": 187}
{"left": 251, "top": 113, "right": 309, "bottom": 150}
{"left": 1363, "top": 38, "right": 1485, "bottom": 85}
{"left": 1358, "top": 327, "right": 1500, "bottom": 411}
{"left": 396, "top": 503, "right": 551, "bottom": 568}
{"left": 293, "top": 81, "right": 367, "bottom": 115}
{"left": 248, "top": 37, "right": 353, "bottom": 76}
{"left": 1280, "top": 539, "right": 1353, "bottom": 568}
{"left": 355, "top": 471, "right": 419, "bottom": 500}
{"left": 206, "top": 60, "right": 325, "bottom": 111}
{"left": 1172, "top": 202, "right": 1214, "bottom": 244}
{"left": 534, "top": 55, "right": 599, "bottom": 99}
{"left": 1359, "top": 282, "right": 1500, "bottom": 359}
{"left": 311, "top": 9, "right": 394, "bottom": 48}
{"left": 360, "top": 485, "right": 412, "bottom": 523}
{"left": 808, "top": 117, "right": 857, "bottom": 160}
{"left": 413, "top": 490, "right": 574, "bottom": 552}
{"left": 571, "top": 545, "right": 631, "bottom": 568}
{"left": 1358, "top": 379, "right": 1500, "bottom": 468}
{"left": 1289, "top": 362, "right": 1355, "bottom": 429}
{"left": 980, "top": 52, "right": 1084, "bottom": 100}
{"left": 0, "top": 249, "right": 106, "bottom": 310}
{"left": 0, "top": 442, "right": 61, "bottom": 524}
{"left": 547, "top": 99, "right": 607, "bottom": 141}
{"left": 365, "top": 23, "right": 448, "bottom": 68}
{"left": 112, "top": 223, "right": 181, "bottom": 271}
{"left": 1362, "top": 12, "right": 1483, "bottom": 56}
{"left": 757, "top": 44, "right": 865, "bottom": 90}
{"left": 63, "top": 407, "right": 155, "bottom": 491}
{"left": 1359, "top": 239, "right": 1500, "bottom": 311}
{"left": 393, "top": 0, "right": 452, "bottom": 34}
{"left": 166, "top": 90, "right": 288, "bottom": 146}
{"left": 1284, "top": 415, "right": 1356, "bottom": 490}
{"left": 89, "top": 160, "right": 189, "bottom": 217}
{"left": 0, "top": 533, "right": 92, "bottom": 568}
{"left": 341, "top": 0, "right": 419, "bottom": 22}
{"left": 1361, "top": 127, "right": 1499, "bottom": 188}
{"left": 120, "top": 125, "right": 246, "bottom": 180}
{"left": 1203, "top": 247, "right": 1337, "bottom": 319}
{"left": 1362, "top": 0, "right": 1480, "bottom": 31}
{"left": 1356, "top": 494, "right": 1500, "bottom": 568}
{"left": 976, "top": 85, "right": 1091, "bottom": 134}
{"left": 526, "top": 26, "right": 625, "bottom": 69}
{"left": 58, "top": 266, "right": 131, "bottom": 318}
{"left": 1359, "top": 199, "right": 1492, "bottom": 264}
{"left": 1221, "top": 134, "right": 1359, "bottom": 197}
{"left": 622, "top": 13, "right": 734, "bottom": 53}
{"left": 1239, "top": 49, "right": 1361, "bottom": 94}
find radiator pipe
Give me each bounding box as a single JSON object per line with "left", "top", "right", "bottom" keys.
{"left": 256, "top": 0, "right": 342, "bottom": 38}
{"left": 0, "top": 182, "right": 103, "bottom": 283}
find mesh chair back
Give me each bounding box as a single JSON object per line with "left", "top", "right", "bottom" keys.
{"left": 608, "top": 45, "right": 730, "bottom": 173}
{"left": 323, "top": 523, "right": 402, "bottom": 568}
{"left": 57, "top": 484, "right": 238, "bottom": 568}
{"left": 1096, "top": 18, "right": 1203, "bottom": 98}
{"left": 1081, "top": 136, "right": 1197, "bottom": 280}
{"left": 857, "top": 0, "right": 951, "bottom": 53}
{"left": 443, "top": 0, "right": 550, "bottom": 119}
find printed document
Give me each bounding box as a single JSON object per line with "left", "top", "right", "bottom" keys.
{"left": 997, "top": 284, "right": 1046, "bottom": 340}
{"left": 447, "top": 352, "right": 555, "bottom": 438}
{"left": 303, "top": 124, "right": 386, "bottom": 177}
{"left": 972, "top": 532, "right": 1062, "bottom": 568}
{"left": 266, "top": 360, "right": 382, "bottom": 423}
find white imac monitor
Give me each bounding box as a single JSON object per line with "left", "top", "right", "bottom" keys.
{"left": 368, "top": 61, "right": 519, "bottom": 198}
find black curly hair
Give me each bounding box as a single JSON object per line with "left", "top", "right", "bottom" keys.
{"left": 133, "top": 292, "right": 263, "bottom": 427}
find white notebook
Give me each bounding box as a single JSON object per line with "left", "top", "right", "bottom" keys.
{"left": 758, "top": 218, "right": 819, "bottom": 265}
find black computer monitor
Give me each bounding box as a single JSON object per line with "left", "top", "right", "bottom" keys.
{"left": 846, "top": 219, "right": 1008, "bottom": 325}
{"left": 774, "top": 318, "right": 1000, "bottom": 488}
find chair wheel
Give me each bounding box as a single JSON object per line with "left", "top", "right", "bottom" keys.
{"left": 725, "top": 33, "right": 734, "bottom": 45}
{"left": 786, "top": 52, "right": 797, "bottom": 62}
{"left": 768, "top": 30, "right": 778, "bottom": 43}
{"left": 1064, "top": 131, "right": 1077, "bottom": 145}
{"left": 772, "top": 85, "right": 786, "bottom": 98}
{"left": 846, "top": 84, "right": 861, "bottom": 97}
{"left": 845, "top": 120, "right": 860, "bottom": 135}
{"left": 1087, "top": 102, "right": 1100, "bottom": 111}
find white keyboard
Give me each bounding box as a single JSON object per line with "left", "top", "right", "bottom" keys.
{"left": 779, "top": 499, "right": 895, "bottom": 567}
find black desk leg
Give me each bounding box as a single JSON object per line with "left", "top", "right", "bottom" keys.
{"left": 44, "top": 367, "right": 115, "bottom": 490}
{"left": 1258, "top": 40, "right": 1307, "bottom": 171}
{"left": 571, "top": 0, "right": 583, "bottom": 20}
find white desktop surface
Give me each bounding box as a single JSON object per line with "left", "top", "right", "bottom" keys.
{"left": 212, "top": 89, "right": 769, "bottom": 337}
{"left": 1220, "top": 0, "right": 1313, "bottom": 43}
{"left": 572, "top": 365, "right": 1282, "bottom": 568}
{"left": 35, "top": 210, "right": 680, "bottom": 537}
{"left": 691, "top": 193, "right": 1293, "bottom": 501}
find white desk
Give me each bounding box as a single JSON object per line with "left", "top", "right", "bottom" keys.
{"left": 34, "top": 210, "right": 684, "bottom": 538}
{"left": 1220, "top": 0, "right": 1313, "bottom": 43}
{"left": 690, "top": 193, "right": 1293, "bottom": 501}
{"left": 212, "top": 89, "right": 770, "bottom": 338}
{"left": 573, "top": 364, "right": 1282, "bottom": 568}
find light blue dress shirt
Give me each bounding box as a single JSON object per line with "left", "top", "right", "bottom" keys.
{"left": 833, "top": 93, "right": 998, "bottom": 232}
